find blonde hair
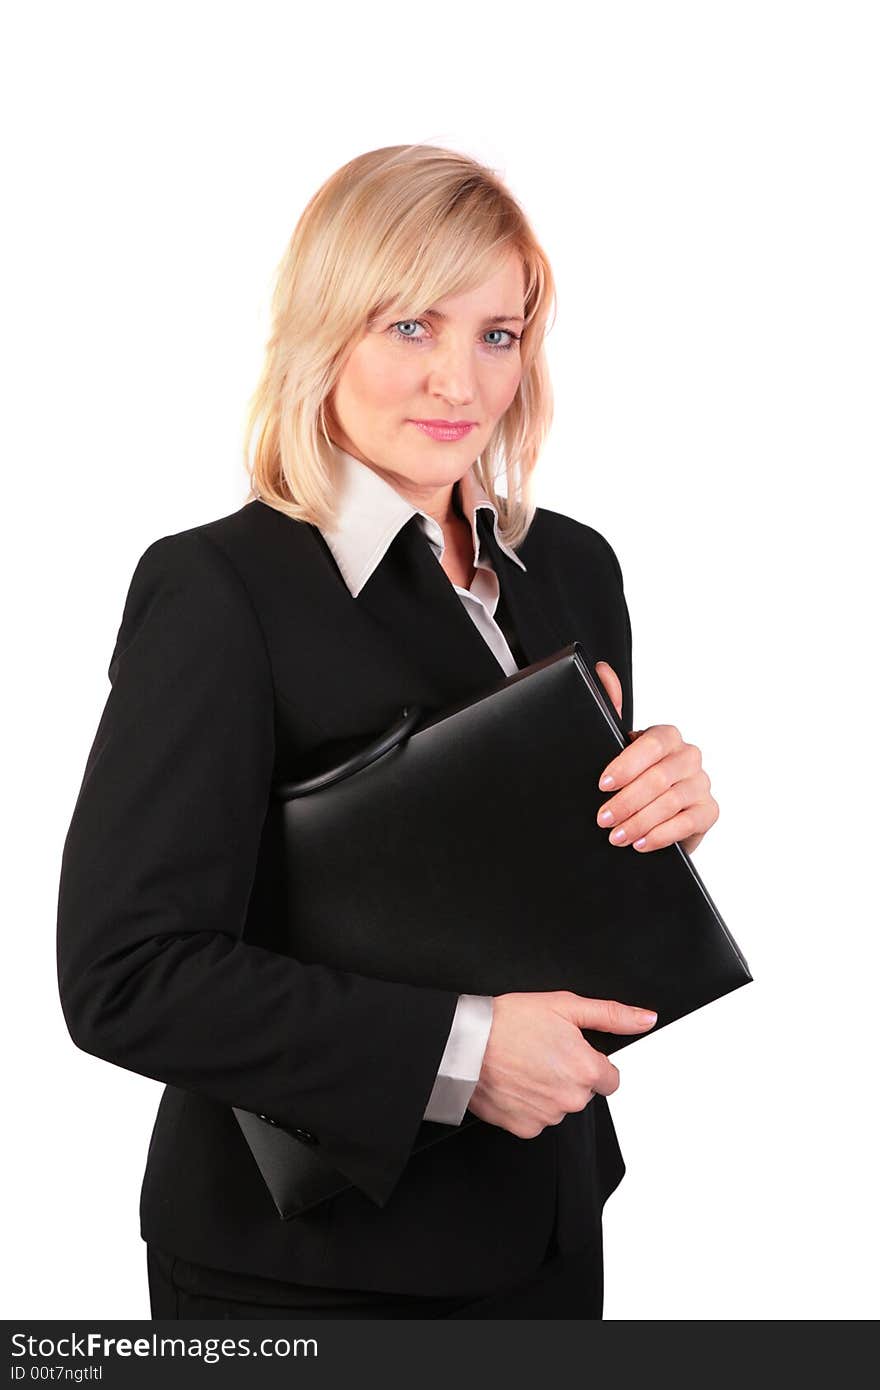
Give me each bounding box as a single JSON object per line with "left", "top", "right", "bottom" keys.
{"left": 243, "top": 143, "right": 557, "bottom": 550}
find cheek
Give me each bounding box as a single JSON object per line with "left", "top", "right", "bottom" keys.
{"left": 484, "top": 363, "right": 522, "bottom": 416}
{"left": 343, "top": 346, "right": 418, "bottom": 408}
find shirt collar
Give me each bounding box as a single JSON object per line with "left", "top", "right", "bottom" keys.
{"left": 320, "top": 443, "right": 527, "bottom": 598}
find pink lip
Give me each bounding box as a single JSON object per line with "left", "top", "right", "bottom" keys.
{"left": 409, "top": 420, "right": 476, "bottom": 440}
{"left": 411, "top": 418, "right": 477, "bottom": 427}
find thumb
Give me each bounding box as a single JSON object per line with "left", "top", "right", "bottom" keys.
{"left": 595, "top": 661, "right": 623, "bottom": 720}
{"left": 563, "top": 995, "right": 658, "bottom": 1035}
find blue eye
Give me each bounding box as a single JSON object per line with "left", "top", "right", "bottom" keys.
{"left": 389, "top": 321, "right": 520, "bottom": 352}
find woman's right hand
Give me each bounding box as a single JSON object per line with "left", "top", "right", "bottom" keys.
{"left": 467, "top": 991, "right": 657, "bottom": 1138}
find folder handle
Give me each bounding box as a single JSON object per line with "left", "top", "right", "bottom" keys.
{"left": 273, "top": 705, "right": 424, "bottom": 801}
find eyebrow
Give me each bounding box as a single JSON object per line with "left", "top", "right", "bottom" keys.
{"left": 422, "top": 308, "right": 525, "bottom": 324}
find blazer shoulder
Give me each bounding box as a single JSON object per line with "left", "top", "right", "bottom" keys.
{"left": 139, "top": 496, "right": 297, "bottom": 563}
{"left": 123, "top": 518, "right": 252, "bottom": 617}
{"left": 127, "top": 499, "right": 309, "bottom": 602}
{"left": 112, "top": 507, "right": 280, "bottom": 685}
{"left": 527, "top": 504, "right": 626, "bottom": 587}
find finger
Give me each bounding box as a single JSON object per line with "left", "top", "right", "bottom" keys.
{"left": 631, "top": 802, "right": 717, "bottom": 852}
{"left": 589, "top": 1059, "right": 622, "bottom": 1098}
{"left": 594, "top": 661, "right": 623, "bottom": 720}
{"left": 603, "top": 776, "right": 710, "bottom": 848}
{"left": 570, "top": 995, "right": 658, "bottom": 1035}
{"left": 596, "top": 751, "right": 706, "bottom": 833}
{"left": 598, "top": 724, "right": 684, "bottom": 792}
{"left": 680, "top": 830, "right": 707, "bottom": 855}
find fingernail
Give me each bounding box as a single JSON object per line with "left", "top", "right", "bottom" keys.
{"left": 600, "top": 774, "right": 614, "bottom": 789}
{"left": 641, "top": 1011, "right": 657, "bottom": 1025}
{"left": 633, "top": 836, "right": 647, "bottom": 849}
{"left": 598, "top": 809, "right": 614, "bottom": 826}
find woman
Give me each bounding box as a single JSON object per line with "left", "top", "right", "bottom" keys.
{"left": 56, "top": 144, "right": 719, "bottom": 1320}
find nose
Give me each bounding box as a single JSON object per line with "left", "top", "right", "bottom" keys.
{"left": 426, "top": 340, "right": 479, "bottom": 406}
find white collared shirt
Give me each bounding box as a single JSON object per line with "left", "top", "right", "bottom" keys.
{"left": 319, "top": 444, "right": 526, "bottom": 1126}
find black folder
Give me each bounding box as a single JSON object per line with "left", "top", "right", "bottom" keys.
{"left": 234, "top": 642, "right": 751, "bottom": 1217}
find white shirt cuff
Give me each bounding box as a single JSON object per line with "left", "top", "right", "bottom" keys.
{"left": 423, "top": 994, "right": 494, "bottom": 1126}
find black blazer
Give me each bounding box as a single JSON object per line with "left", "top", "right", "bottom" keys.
{"left": 56, "top": 495, "right": 634, "bottom": 1299}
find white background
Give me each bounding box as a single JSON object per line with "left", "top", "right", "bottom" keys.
{"left": 3, "top": 0, "right": 877, "bottom": 1321}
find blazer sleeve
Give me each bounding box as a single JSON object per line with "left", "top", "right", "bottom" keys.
{"left": 56, "top": 529, "right": 462, "bottom": 1209}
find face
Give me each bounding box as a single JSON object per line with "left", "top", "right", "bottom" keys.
{"left": 326, "top": 250, "right": 526, "bottom": 518}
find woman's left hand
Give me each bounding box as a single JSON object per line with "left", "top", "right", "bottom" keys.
{"left": 592, "top": 660, "right": 719, "bottom": 856}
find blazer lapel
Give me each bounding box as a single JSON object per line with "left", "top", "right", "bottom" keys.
{"left": 475, "top": 507, "right": 570, "bottom": 666}
{"left": 354, "top": 515, "right": 506, "bottom": 709}
{"left": 353, "top": 508, "right": 572, "bottom": 716}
